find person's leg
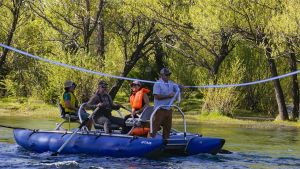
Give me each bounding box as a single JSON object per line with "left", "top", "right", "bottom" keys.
{"left": 97, "top": 116, "right": 111, "bottom": 134}
{"left": 85, "top": 119, "right": 93, "bottom": 130}
{"left": 123, "top": 114, "right": 131, "bottom": 123}
{"left": 121, "top": 114, "right": 132, "bottom": 133}
{"left": 150, "top": 109, "right": 164, "bottom": 138}
{"left": 77, "top": 109, "right": 92, "bottom": 129}
{"left": 161, "top": 109, "right": 173, "bottom": 140}
{"left": 110, "top": 116, "right": 125, "bottom": 126}
{"left": 109, "top": 116, "right": 128, "bottom": 133}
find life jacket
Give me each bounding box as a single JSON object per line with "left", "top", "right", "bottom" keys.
{"left": 60, "top": 91, "right": 78, "bottom": 113}
{"left": 130, "top": 127, "right": 150, "bottom": 137}
{"left": 130, "top": 88, "right": 150, "bottom": 110}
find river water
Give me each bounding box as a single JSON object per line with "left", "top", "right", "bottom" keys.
{"left": 0, "top": 116, "right": 300, "bottom": 169}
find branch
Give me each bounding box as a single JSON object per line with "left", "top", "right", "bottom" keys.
{"left": 50, "top": 8, "right": 82, "bottom": 30}
{"left": 160, "top": 38, "right": 211, "bottom": 70}
{"left": 29, "top": 2, "right": 70, "bottom": 37}
{"left": 89, "top": 0, "right": 104, "bottom": 36}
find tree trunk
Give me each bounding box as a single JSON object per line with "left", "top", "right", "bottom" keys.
{"left": 0, "top": 0, "right": 23, "bottom": 68}
{"left": 109, "top": 46, "right": 144, "bottom": 99}
{"left": 97, "top": 21, "right": 105, "bottom": 61}
{"left": 154, "top": 37, "right": 166, "bottom": 76}
{"left": 289, "top": 48, "right": 299, "bottom": 120}
{"left": 0, "top": 0, "right": 24, "bottom": 96}
{"left": 265, "top": 47, "right": 289, "bottom": 120}
{"left": 210, "top": 29, "right": 233, "bottom": 85}
{"left": 109, "top": 23, "right": 156, "bottom": 99}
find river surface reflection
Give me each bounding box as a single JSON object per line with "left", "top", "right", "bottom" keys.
{"left": 1, "top": 116, "right": 300, "bottom": 169}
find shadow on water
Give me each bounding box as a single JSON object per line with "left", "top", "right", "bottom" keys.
{"left": 1, "top": 117, "right": 300, "bottom": 168}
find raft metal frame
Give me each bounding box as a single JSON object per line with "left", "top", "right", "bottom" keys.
{"left": 149, "top": 104, "right": 187, "bottom": 140}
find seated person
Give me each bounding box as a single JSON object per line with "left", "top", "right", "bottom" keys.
{"left": 124, "top": 80, "right": 151, "bottom": 135}
{"left": 86, "top": 80, "right": 126, "bottom": 134}
{"left": 60, "top": 80, "right": 91, "bottom": 129}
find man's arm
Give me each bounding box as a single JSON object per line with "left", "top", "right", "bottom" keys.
{"left": 107, "top": 95, "right": 121, "bottom": 110}
{"left": 134, "top": 94, "right": 150, "bottom": 115}
{"left": 65, "top": 100, "right": 78, "bottom": 111}
{"left": 153, "top": 93, "right": 174, "bottom": 100}
{"left": 153, "top": 82, "right": 172, "bottom": 100}
{"left": 153, "top": 82, "right": 176, "bottom": 100}
{"left": 86, "top": 95, "right": 101, "bottom": 110}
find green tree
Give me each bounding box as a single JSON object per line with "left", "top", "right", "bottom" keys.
{"left": 29, "top": 0, "right": 104, "bottom": 54}
{"left": 225, "top": 0, "right": 289, "bottom": 120}
{"left": 267, "top": 0, "right": 300, "bottom": 120}
{"left": 0, "top": 0, "right": 26, "bottom": 96}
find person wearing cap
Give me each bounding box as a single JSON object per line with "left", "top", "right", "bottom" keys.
{"left": 123, "top": 80, "right": 151, "bottom": 134}
{"left": 151, "top": 68, "right": 179, "bottom": 140}
{"left": 129, "top": 80, "right": 150, "bottom": 117}
{"left": 86, "top": 80, "right": 125, "bottom": 133}
{"left": 60, "top": 80, "right": 91, "bottom": 127}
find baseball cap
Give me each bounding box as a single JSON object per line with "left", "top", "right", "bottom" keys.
{"left": 131, "top": 80, "right": 141, "bottom": 86}
{"left": 98, "top": 80, "right": 108, "bottom": 88}
{"left": 160, "top": 68, "right": 171, "bottom": 75}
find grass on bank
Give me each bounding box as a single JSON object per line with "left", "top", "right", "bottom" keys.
{"left": 1, "top": 97, "right": 300, "bottom": 129}
{"left": 0, "top": 97, "right": 59, "bottom": 119}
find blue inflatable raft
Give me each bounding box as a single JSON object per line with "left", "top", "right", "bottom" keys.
{"left": 13, "top": 104, "right": 226, "bottom": 157}
{"left": 13, "top": 128, "right": 225, "bottom": 157}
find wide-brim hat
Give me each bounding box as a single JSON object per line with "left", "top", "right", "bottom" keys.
{"left": 64, "top": 80, "right": 76, "bottom": 88}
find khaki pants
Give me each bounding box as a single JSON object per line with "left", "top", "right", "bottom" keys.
{"left": 152, "top": 109, "right": 172, "bottom": 140}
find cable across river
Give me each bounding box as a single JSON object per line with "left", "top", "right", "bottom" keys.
{"left": 1, "top": 43, "right": 299, "bottom": 88}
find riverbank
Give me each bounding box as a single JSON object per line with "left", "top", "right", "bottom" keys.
{"left": 1, "top": 98, "right": 300, "bottom": 130}
{"left": 0, "top": 98, "right": 59, "bottom": 119}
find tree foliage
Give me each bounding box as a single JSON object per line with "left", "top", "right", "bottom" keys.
{"left": 1, "top": 0, "right": 300, "bottom": 121}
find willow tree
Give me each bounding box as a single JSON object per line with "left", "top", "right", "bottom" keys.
{"left": 29, "top": 0, "right": 105, "bottom": 54}
{"left": 135, "top": 0, "right": 238, "bottom": 84}
{"left": 267, "top": 0, "right": 300, "bottom": 120}
{"left": 107, "top": 1, "right": 158, "bottom": 99}
{"left": 225, "top": 0, "right": 289, "bottom": 120}
{"left": 0, "top": 0, "right": 26, "bottom": 96}
{"left": 129, "top": 0, "right": 243, "bottom": 114}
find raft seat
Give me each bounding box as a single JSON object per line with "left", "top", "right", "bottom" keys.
{"left": 54, "top": 103, "right": 80, "bottom": 131}
{"left": 126, "top": 106, "right": 154, "bottom": 136}
{"left": 125, "top": 106, "right": 154, "bottom": 127}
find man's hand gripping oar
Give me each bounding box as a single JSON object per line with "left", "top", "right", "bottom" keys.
{"left": 51, "top": 107, "right": 99, "bottom": 156}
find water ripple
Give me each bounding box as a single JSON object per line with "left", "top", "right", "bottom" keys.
{"left": 41, "top": 161, "right": 80, "bottom": 169}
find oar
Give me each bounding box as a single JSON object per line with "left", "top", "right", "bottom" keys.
{"left": 0, "top": 124, "right": 27, "bottom": 130}
{"left": 51, "top": 107, "right": 99, "bottom": 156}
{"left": 119, "top": 105, "right": 131, "bottom": 113}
